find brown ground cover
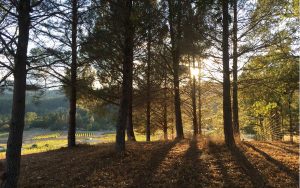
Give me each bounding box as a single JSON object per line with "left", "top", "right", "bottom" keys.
{"left": 14, "top": 137, "right": 299, "bottom": 187}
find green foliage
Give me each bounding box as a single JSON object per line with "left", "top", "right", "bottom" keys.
{"left": 0, "top": 90, "right": 68, "bottom": 115}
{"left": 252, "top": 101, "right": 277, "bottom": 117}
{"left": 0, "top": 115, "right": 10, "bottom": 131}
{"left": 239, "top": 42, "right": 299, "bottom": 140}
{"left": 25, "top": 112, "right": 38, "bottom": 128}
{"left": 0, "top": 90, "right": 116, "bottom": 131}
{"left": 242, "top": 125, "right": 256, "bottom": 135}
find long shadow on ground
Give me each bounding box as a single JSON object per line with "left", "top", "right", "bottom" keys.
{"left": 130, "top": 140, "right": 179, "bottom": 187}
{"left": 208, "top": 141, "right": 236, "bottom": 187}
{"left": 243, "top": 142, "right": 299, "bottom": 182}
{"left": 229, "top": 144, "right": 267, "bottom": 188}
{"left": 262, "top": 142, "right": 299, "bottom": 155}
{"left": 175, "top": 137, "right": 205, "bottom": 187}
{"left": 20, "top": 144, "right": 117, "bottom": 187}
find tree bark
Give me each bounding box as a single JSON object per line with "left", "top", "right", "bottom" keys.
{"left": 116, "top": 0, "right": 134, "bottom": 152}
{"left": 222, "top": 0, "right": 235, "bottom": 147}
{"left": 192, "top": 55, "right": 198, "bottom": 136}
{"left": 288, "top": 92, "right": 293, "bottom": 143}
{"left": 146, "top": 20, "right": 151, "bottom": 142}
{"left": 163, "top": 69, "right": 168, "bottom": 140}
{"left": 173, "top": 56, "right": 184, "bottom": 139}
{"left": 126, "top": 48, "right": 135, "bottom": 141}
{"left": 198, "top": 62, "right": 202, "bottom": 136}
{"left": 146, "top": 100, "right": 151, "bottom": 141}
{"left": 68, "top": 0, "right": 78, "bottom": 148}
{"left": 232, "top": 0, "right": 240, "bottom": 142}
{"left": 168, "top": 0, "right": 184, "bottom": 139}
{"left": 4, "top": 0, "right": 31, "bottom": 187}
{"left": 126, "top": 100, "right": 136, "bottom": 141}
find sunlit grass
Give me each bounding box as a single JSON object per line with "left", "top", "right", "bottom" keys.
{"left": 23, "top": 139, "right": 67, "bottom": 153}
{"left": 32, "top": 133, "right": 61, "bottom": 140}
{"left": 98, "top": 132, "right": 166, "bottom": 143}
{"left": 0, "top": 139, "right": 68, "bottom": 159}
{"left": 133, "top": 133, "right": 163, "bottom": 142}
{"left": 0, "top": 132, "right": 169, "bottom": 159}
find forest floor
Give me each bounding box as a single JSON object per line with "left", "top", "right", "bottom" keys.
{"left": 11, "top": 137, "right": 300, "bottom": 187}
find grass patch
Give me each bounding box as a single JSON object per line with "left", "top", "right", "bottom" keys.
{"left": 0, "top": 139, "right": 67, "bottom": 159}
{"left": 32, "top": 133, "right": 61, "bottom": 140}
{"left": 20, "top": 140, "right": 68, "bottom": 157}
{"left": 98, "top": 132, "right": 164, "bottom": 143}
{"left": 0, "top": 132, "right": 169, "bottom": 159}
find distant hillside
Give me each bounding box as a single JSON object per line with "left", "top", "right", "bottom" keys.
{"left": 0, "top": 90, "right": 68, "bottom": 115}
{"left": 0, "top": 90, "right": 116, "bottom": 131}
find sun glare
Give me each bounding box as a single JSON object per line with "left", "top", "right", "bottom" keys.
{"left": 190, "top": 67, "right": 199, "bottom": 77}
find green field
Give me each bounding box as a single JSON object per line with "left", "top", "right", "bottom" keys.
{"left": 0, "top": 132, "right": 168, "bottom": 159}
{"left": 32, "top": 133, "right": 61, "bottom": 140}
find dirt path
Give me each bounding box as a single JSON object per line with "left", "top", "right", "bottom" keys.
{"left": 17, "top": 138, "right": 299, "bottom": 187}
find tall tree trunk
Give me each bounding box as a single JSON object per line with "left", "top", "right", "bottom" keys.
{"left": 198, "top": 62, "right": 202, "bottom": 135}
{"left": 126, "top": 99, "right": 136, "bottom": 141}
{"left": 126, "top": 50, "right": 135, "bottom": 142}
{"left": 192, "top": 55, "right": 198, "bottom": 136}
{"left": 222, "top": 0, "right": 235, "bottom": 147}
{"left": 116, "top": 0, "right": 134, "bottom": 152}
{"left": 288, "top": 92, "right": 293, "bottom": 143}
{"left": 163, "top": 71, "right": 168, "bottom": 140}
{"left": 168, "top": 0, "right": 184, "bottom": 139}
{"left": 146, "top": 22, "right": 151, "bottom": 142}
{"left": 146, "top": 100, "right": 151, "bottom": 141}
{"left": 68, "top": 0, "right": 78, "bottom": 148}
{"left": 232, "top": 0, "right": 240, "bottom": 142}
{"left": 172, "top": 41, "right": 184, "bottom": 139}
{"left": 4, "top": 1, "right": 30, "bottom": 187}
